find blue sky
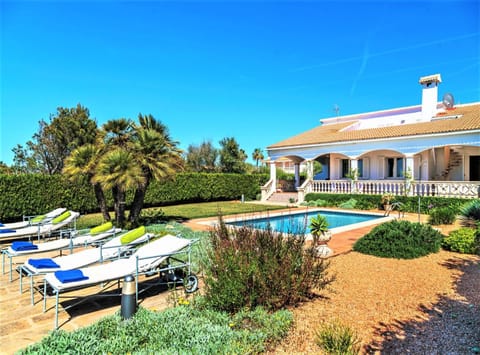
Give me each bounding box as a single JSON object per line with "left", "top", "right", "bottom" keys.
{"left": 1, "top": 0, "right": 479, "bottom": 166}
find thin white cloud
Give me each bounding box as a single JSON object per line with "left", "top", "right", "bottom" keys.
{"left": 292, "top": 32, "right": 479, "bottom": 73}
{"left": 350, "top": 41, "right": 370, "bottom": 96}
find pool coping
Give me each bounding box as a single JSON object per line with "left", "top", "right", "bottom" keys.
{"left": 196, "top": 207, "right": 394, "bottom": 239}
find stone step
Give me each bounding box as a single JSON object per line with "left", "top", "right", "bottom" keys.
{"left": 268, "top": 192, "right": 298, "bottom": 203}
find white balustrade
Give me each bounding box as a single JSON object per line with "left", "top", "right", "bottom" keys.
{"left": 260, "top": 179, "right": 275, "bottom": 201}
{"left": 261, "top": 179, "right": 480, "bottom": 202}
{"left": 308, "top": 180, "right": 479, "bottom": 198}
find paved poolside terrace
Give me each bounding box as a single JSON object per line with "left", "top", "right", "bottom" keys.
{"left": 0, "top": 206, "right": 433, "bottom": 354}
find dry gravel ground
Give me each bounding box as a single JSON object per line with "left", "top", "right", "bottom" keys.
{"left": 271, "top": 250, "right": 480, "bottom": 354}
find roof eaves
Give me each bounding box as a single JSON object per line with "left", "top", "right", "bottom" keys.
{"left": 267, "top": 128, "right": 480, "bottom": 151}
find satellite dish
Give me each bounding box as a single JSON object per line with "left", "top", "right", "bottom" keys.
{"left": 442, "top": 93, "right": 455, "bottom": 109}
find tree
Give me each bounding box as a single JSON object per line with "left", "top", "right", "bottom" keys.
{"left": 219, "top": 137, "right": 247, "bottom": 174}
{"left": 12, "top": 104, "right": 97, "bottom": 174}
{"left": 69, "top": 114, "right": 183, "bottom": 227}
{"left": 12, "top": 144, "right": 41, "bottom": 173}
{"left": 185, "top": 140, "right": 218, "bottom": 172}
{"left": 128, "top": 114, "right": 183, "bottom": 224}
{"left": 93, "top": 148, "right": 144, "bottom": 227}
{"left": 100, "top": 118, "right": 134, "bottom": 147}
{"left": 0, "top": 162, "right": 13, "bottom": 175}
{"left": 252, "top": 148, "right": 265, "bottom": 170}
{"left": 93, "top": 118, "right": 138, "bottom": 227}
{"left": 63, "top": 144, "right": 110, "bottom": 221}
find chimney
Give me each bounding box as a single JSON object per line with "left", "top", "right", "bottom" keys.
{"left": 419, "top": 74, "right": 441, "bottom": 120}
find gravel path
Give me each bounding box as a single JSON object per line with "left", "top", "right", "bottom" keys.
{"left": 271, "top": 250, "right": 480, "bottom": 354}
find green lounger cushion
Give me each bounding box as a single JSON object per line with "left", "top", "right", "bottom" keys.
{"left": 31, "top": 214, "right": 46, "bottom": 223}
{"left": 52, "top": 211, "right": 71, "bottom": 224}
{"left": 90, "top": 221, "right": 113, "bottom": 235}
{"left": 120, "top": 226, "right": 146, "bottom": 245}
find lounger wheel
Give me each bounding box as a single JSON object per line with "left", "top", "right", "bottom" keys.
{"left": 184, "top": 274, "right": 198, "bottom": 293}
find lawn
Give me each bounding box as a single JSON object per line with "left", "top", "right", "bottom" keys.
{"left": 152, "top": 201, "right": 286, "bottom": 219}
{"left": 77, "top": 201, "right": 287, "bottom": 229}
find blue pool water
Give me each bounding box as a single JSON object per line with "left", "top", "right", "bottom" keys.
{"left": 227, "top": 210, "right": 381, "bottom": 234}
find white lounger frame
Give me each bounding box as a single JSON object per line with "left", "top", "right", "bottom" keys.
{"left": 1, "top": 227, "right": 121, "bottom": 281}
{"left": 0, "top": 211, "right": 80, "bottom": 242}
{"left": 19, "top": 233, "right": 151, "bottom": 305}
{"left": 41, "top": 236, "right": 198, "bottom": 329}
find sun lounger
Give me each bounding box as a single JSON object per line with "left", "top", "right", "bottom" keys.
{"left": 19, "top": 226, "right": 152, "bottom": 304}
{"left": 2, "top": 222, "right": 121, "bottom": 281}
{"left": 42, "top": 234, "right": 198, "bottom": 329}
{"left": 0, "top": 211, "right": 80, "bottom": 241}
{"left": 0, "top": 208, "right": 67, "bottom": 230}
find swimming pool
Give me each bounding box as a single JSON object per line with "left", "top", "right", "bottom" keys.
{"left": 224, "top": 209, "right": 387, "bottom": 235}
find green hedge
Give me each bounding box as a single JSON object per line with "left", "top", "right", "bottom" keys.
{"left": 304, "top": 193, "right": 470, "bottom": 214}
{"left": 144, "top": 173, "right": 268, "bottom": 206}
{"left": 0, "top": 174, "right": 98, "bottom": 221}
{"left": 0, "top": 173, "right": 268, "bottom": 221}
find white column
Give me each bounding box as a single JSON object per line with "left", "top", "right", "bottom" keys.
{"left": 350, "top": 159, "right": 358, "bottom": 192}
{"left": 269, "top": 160, "right": 277, "bottom": 191}
{"left": 294, "top": 163, "right": 300, "bottom": 187}
{"left": 350, "top": 159, "right": 358, "bottom": 177}
{"left": 405, "top": 156, "right": 415, "bottom": 195}
{"left": 406, "top": 156, "right": 414, "bottom": 176}
{"left": 306, "top": 160, "right": 314, "bottom": 180}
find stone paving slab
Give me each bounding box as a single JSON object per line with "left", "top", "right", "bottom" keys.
{"left": 0, "top": 209, "right": 434, "bottom": 354}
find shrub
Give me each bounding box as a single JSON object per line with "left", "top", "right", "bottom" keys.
{"left": 442, "top": 228, "right": 478, "bottom": 254}
{"left": 304, "top": 193, "right": 467, "bottom": 214}
{"left": 300, "top": 199, "right": 327, "bottom": 207}
{"left": 20, "top": 306, "right": 293, "bottom": 354}
{"left": 314, "top": 319, "right": 361, "bottom": 355}
{"left": 353, "top": 220, "right": 443, "bottom": 259}
{"left": 339, "top": 198, "right": 357, "bottom": 209}
{"left": 201, "top": 218, "right": 334, "bottom": 313}
{"left": 139, "top": 208, "right": 166, "bottom": 225}
{"left": 428, "top": 207, "right": 457, "bottom": 225}
{"left": 476, "top": 227, "right": 480, "bottom": 255}
{"left": 458, "top": 199, "right": 480, "bottom": 227}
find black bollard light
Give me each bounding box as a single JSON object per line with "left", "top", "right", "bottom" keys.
{"left": 121, "top": 275, "right": 137, "bottom": 320}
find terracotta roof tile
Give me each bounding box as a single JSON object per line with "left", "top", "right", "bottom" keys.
{"left": 268, "top": 103, "right": 480, "bottom": 149}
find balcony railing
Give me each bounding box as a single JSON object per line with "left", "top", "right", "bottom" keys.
{"left": 289, "top": 179, "right": 480, "bottom": 203}
{"left": 308, "top": 180, "right": 478, "bottom": 197}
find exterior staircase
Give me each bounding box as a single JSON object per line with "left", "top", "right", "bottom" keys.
{"left": 440, "top": 149, "right": 462, "bottom": 179}
{"left": 267, "top": 192, "right": 298, "bottom": 204}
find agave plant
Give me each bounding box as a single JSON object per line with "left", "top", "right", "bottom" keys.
{"left": 458, "top": 199, "right": 480, "bottom": 227}
{"left": 309, "top": 214, "right": 333, "bottom": 258}
{"left": 309, "top": 214, "right": 329, "bottom": 236}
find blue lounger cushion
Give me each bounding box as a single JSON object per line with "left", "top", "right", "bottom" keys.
{"left": 0, "top": 223, "right": 4, "bottom": 227}
{"left": 28, "top": 258, "right": 60, "bottom": 269}
{"left": 54, "top": 269, "right": 89, "bottom": 283}
{"left": 11, "top": 241, "right": 38, "bottom": 251}
{"left": 0, "top": 229, "right": 16, "bottom": 233}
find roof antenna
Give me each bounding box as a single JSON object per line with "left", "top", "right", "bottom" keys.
{"left": 333, "top": 104, "right": 340, "bottom": 116}
{"left": 442, "top": 93, "right": 455, "bottom": 110}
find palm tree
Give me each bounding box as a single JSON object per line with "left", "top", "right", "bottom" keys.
{"left": 128, "top": 116, "right": 183, "bottom": 224}
{"left": 68, "top": 115, "right": 182, "bottom": 227}
{"left": 252, "top": 148, "right": 264, "bottom": 170}
{"left": 100, "top": 118, "right": 134, "bottom": 147}
{"left": 93, "top": 148, "right": 145, "bottom": 227}
{"left": 138, "top": 113, "right": 168, "bottom": 134}
{"left": 63, "top": 144, "right": 111, "bottom": 221}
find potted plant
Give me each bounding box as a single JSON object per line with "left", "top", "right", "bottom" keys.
{"left": 345, "top": 168, "right": 359, "bottom": 192}
{"left": 381, "top": 193, "right": 395, "bottom": 210}
{"left": 309, "top": 214, "right": 333, "bottom": 258}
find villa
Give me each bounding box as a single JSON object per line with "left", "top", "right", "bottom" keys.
{"left": 262, "top": 74, "right": 480, "bottom": 203}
